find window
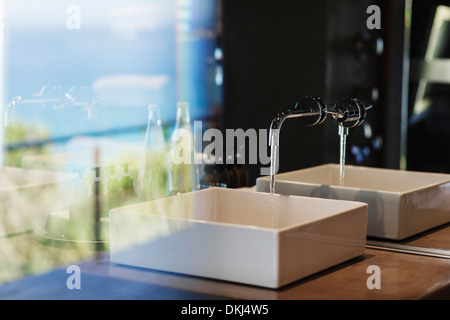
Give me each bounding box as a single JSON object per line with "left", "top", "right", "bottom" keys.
{"left": 0, "top": 0, "right": 222, "bottom": 285}
{"left": 1, "top": 0, "right": 222, "bottom": 166}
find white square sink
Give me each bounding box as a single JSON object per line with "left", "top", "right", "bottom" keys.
{"left": 256, "top": 164, "right": 450, "bottom": 240}
{"left": 0, "top": 166, "right": 77, "bottom": 237}
{"left": 109, "top": 187, "right": 367, "bottom": 289}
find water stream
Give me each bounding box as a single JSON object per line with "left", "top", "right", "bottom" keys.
{"left": 268, "top": 129, "right": 280, "bottom": 228}
{"left": 267, "top": 122, "right": 349, "bottom": 227}
{"left": 338, "top": 123, "right": 349, "bottom": 186}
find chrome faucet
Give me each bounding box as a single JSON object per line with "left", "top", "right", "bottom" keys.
{"left": 264, "top": 96, "right": 372, "bottom": 177}
{"left": 268, "top": 96, "right": 372, "bottom": 150}
{"left": 327, "top": 98, "right": 373, "bottom": 185}
{"left": 269, "top": 96, "right": 327, "bottom": 147}
{"left": 327, "top": 98, "right": 372, "bottom": 129}
{"left": 327, "top": 97, "right": 372, "bottom": 140}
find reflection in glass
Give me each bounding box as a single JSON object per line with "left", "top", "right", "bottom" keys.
{"left": 0, "top": 0, "right": 221, "bottom": 286}
{"left": 408, "top": 4, "right": 450, "bottom": 174}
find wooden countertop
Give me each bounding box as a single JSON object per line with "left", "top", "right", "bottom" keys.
{"left": 400, "top": 223, "right": 450, "bottom": 250}
{"left": 76, "top": 247, "right": 449, "bottom": 300}
{"left": 73, "top": 223, "right": 450, "bottom": 300}
{"left": 0, "top": 225, "right": 449, "bottom": 300}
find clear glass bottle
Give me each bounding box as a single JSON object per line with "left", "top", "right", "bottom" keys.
{"left": 168, "top": 102, "right": 199, "bottom": 195}
{"left": 137, "top": 105, "right": 168, "bottom": 201}
{"left": 215, "top": 162, "right": 228, "bottom": 187}
{"left": 200, "top": 156, "right": 227, "bottom": 189}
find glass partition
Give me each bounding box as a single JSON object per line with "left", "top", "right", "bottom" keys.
{"left": 0, "top": 0, "right": 222, "bottom": 285}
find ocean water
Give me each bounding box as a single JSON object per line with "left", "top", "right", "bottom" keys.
{"left": 3, "top": 0, "right": 220, "bottom": 145}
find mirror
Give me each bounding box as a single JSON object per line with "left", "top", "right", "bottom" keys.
{"left": 371, "top": 0, "right": 450, "bottom": 257}
{"left": 408, "top": 2, "right": 450, "bottom": 174}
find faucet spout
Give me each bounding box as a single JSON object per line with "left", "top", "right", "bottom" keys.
{"left": 269, "top": 96, "right": 327, "bottom": 146}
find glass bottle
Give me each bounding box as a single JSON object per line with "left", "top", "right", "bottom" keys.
{"left": 235, "top": 148, "right": 249, "bottom": 188}
{"left": 215, "top": 162, "right": 228, "bottom": 187}
{"left": 225, "top": 152, "right": 238, "bottom": 188}
{"left": 235, "top": 163, "right": 248, "bottom": 188}
{"left": 137, "top": 105, "right": 168, "bottom": 201}
{"left": 200, "top": 162, "right": 217, "bottom": 189}
{"left": 168, "top": 102, "right": 199, "bottom": 195}
{"left": 200, "top": 156, "right": 227, "bottom": 189}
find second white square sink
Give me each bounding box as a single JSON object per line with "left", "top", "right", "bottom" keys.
{"left": 256, "top": 164, "right": 450, "bottom": 240}
{"left": 109, "top": 187, "right": 367, "bottom": 288}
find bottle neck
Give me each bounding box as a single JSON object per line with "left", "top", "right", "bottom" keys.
{"left": 147, "top": 105, "right": 162, "bottom": 128}
{"left": 175, "top": 102, "right": 190, "bottom": 128}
